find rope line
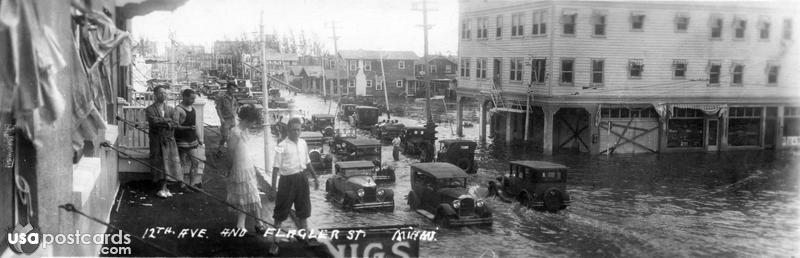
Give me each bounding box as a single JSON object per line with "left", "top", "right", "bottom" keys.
{"left": 115, "top": 116, "right": 216, "bottom": 169}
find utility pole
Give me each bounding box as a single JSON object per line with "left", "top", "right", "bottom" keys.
{"left": 326, "top": 21, "right": 341, "bottom": 97}
{"left": 413, "top": 0, "right": 437, "bottom": 162}
{"left": 260, "top": 11, "right": 272, "bottom": 182}
{"left": 379, "top": 54, "right": 390, "bottom": 120}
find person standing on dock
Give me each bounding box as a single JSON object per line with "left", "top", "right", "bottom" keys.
{"left": 271, "top": 118, "right": 319, "bottom": 231}
{"left": 175, "top": 89, "right": 204, "bottom": 188}
{"left": 214, "top": 83, "right": 238, "bottom": 156}
{"left": 145, "top": 85, "right": 183, "bottom": 198}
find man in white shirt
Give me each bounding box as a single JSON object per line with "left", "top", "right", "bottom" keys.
{"left": 271, "top": 118, "right": 318, "bottom": 231}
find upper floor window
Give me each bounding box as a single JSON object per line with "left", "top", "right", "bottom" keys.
{"left": 561, "top": 9, "right": 577, "bottom": 35}
{"left": 509, "top": 58, "right": 523, "bottom": 81}
{"left": 396, "top": 80, "right": 404, "bottom": 88}
{"left": 733, "top": 17, "right": 747, "bottom": 39}
{"left": 591, "top": 59, "right": 604, "bottom": 85}
{"left": 759, "top": 17, "right": 771, "bottom": 39}
{"left": 429, "top": 64, "right": 438, "bottom": 73}
{"left": 496, "top": 15, "right": 503, "bottom": 38}
{"left": 676, "top": 13, "right": 690, "bottom": 32}
{"left": 784, "top": 19, "right": 793, "bottom": 40}
{"left": 673, "top": 59, "right": 688, "bottom": 79}
{"left": 350, "top": 60, "right": 357, "bottom": 71}
{"left": 366, "top": 80, "right": 373, "bottom": 88}
{"left": 560, "top": 58, "right": 574, "bottom": 84}
{"left": 377, "top": 80, "right": 385, "bottom": 90}
{"left": 531, "top": 59, "right": 546, "bottom": 84}
{"left": 365, "top": 61, "right": 372, "bottom": 71}
{"left": 708, "top": 60, "right": 722, "bottom": 85}
{"left": 512, "top": 13, "right": 524, "bottom": 37}
{"left": 461, "top": 18, "right": 472, "bottom": 39}
{"left": 348, "top": 80, "right": 355, "bottom": 87}
{"left": 477, "top": 17, "right": 489, "bottom": 39}
{"left": 628, "top": 59, "right": 644, "bottom": 79}
{"left": 328, "top": 59, "right": 336, "bottom": 69}
{"left": 460, "top": 58, "right": 471, "bottom": 78}
{"left": 631, "top": 12, "right": 645, "bottom": 30}
{"left": 445, "top": 64, "right": 452, "bottom": 73}
{"left": 532, "top": 10, "right": 547, "bottom": 36}
{"left": 768, "top": 64, "right": 779, "bottom": 84}
{"left": 592, "top": 10, "right": 607, "bottom": 36}
{"left": 476, "top": 58, "right": 487, "bottom": 79}
{"left": 710, "top": 15, "right": 723, "bottom": 39}
{"left": 731, "top": 63, "right": 744, "bottom": 86}
{"left": 398, "top": 61, "right": 406, "bottom": 69}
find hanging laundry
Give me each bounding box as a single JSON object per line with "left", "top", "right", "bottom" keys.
{"left": 86, "top": 10, "right": 132, "bottom": 66}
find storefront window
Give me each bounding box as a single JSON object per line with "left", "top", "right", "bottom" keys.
{"left": 784, "top": 107, "right": 800, "bottom": 136}
{"left": 728, "top": 107, "right": 762, "bottom": 146}
{"left": 668, "top": 108, "right": 704, "bottom": 148}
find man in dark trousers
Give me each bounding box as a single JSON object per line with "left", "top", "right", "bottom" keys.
{"left": 214, "top": 83, "right": 237, "bottom": 156}
{"left": 271, "top": 118, "right": 318, "bottom": 231}
{"left": 175, "top": 89, "right": 204, "bottom": 188}
{"left": 145, "top": 85, "right": 182, "bottom": 198}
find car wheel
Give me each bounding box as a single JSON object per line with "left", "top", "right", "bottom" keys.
{"left": 342, "top": 198, "right": 354, "bottom": 210}
{"left": 455, "top": 158, "right": 473, "bottom": 173}
{"left": 518, "top": 193, "right": 534, "bottom": 209}
{"left": 434, "top": 210, "right": 451, "bottom": 227}
{"left": 408, "top": 191, "right": 419, "bottom": 210}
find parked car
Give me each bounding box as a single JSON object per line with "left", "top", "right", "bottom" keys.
{"left": 407, "top": 163, "right": 492, "bottom": 227}
{"left": 326, "top": 161, "right": 395, "bottom": 211}
{"left": 338, "top": 104, "right": 357, "bottom": 121}
{"left": 372, "top": 120, "right": 405, "bottom": 142}
{"left": 353, "top": 106, "right": 380, "bottom": 129}
{"left": 312, "top": 114, "right": 336, "bottom": 137}
{"left": 332, "top": 138, "right": 382, "bottom": 163}
{"left": 301, "top": 131, "right": 332, "bottom": 172}
{"left": 489, "top": 160, "right": 571, "bottom": 212}
{"left": 400, "top": 126, "right": 429, "bottom": 157}
{"left": 436, "top": 139, "right": 477, "bottom": 174}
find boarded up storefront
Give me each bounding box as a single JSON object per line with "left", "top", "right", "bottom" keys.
{"left": 598, "top": 106, "right": 660, "bottom": 154}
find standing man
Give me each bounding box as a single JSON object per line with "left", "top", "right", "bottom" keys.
{"left": 215, "top": 83, "right": 237, "bottom": 156}
{"left": 175, "top": 89, "right": 204, "bottom": 188}
{"left": 145, "top": 85, "right": 182, "bottom": 198}
{"left": 271, "top": 118, "right": 318, "bottom": 231}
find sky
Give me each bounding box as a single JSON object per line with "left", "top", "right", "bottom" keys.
{"left": 131, "top": 0, "right": 459, "bottom": 56}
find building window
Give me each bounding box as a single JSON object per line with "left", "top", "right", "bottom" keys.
{"left": 673, "top": 59, "right": 688, "bottom": 79}
{"left": 768, "top": 64, "right": 779, "bottom": 84}
{"left": 784, "top": 19, "right": 792, "bottom": 40}
{"left": 734, "top": 17, "right": 747, "bottom": 39}
{"left": 512, "top": 13, "right": 524, "bottom": 37}
{"left": 350, "top": 60, "right": 357, "bottom": 71}
{"left": 496, "top": 15, "right": 503, "bottom": 38}
{"left": 477, "top": 17, "right": 489, "bottom": 39}
{"left": 532, "top": 10, "right": 547, "bottom": 35}
{"left": 429, "top": 64, "right": 438, "bottom": 74}
{"left": 631, "top": 12, "right": 645, "bottom": 30}
{"left": 509, "top": 58, "right": 523, "bottom": 81}
{"left": 591, "top": 59, "right": 604, "bottom": 85}
{"left": 376, "top": 80, "right": 384, "bottom": 90}
{"left": 560, "top": 58, "right": 574, "bottom": 84}
{"left": 445, "top": 64, "right": 452, "bottom": 73}
{"left": 460, "top": 58, "right": 471, "bottom": 78}
{"left": 365, "top": 61, "right": 372, "bottom": 71}
{"left": 531, "top": 59, "right": 546, "bottom": 84}
{"left": 366, "top": 80, "right": 373, "bottom": 88}
{"left": 561, "top": 9, "right": 577, "bottom": 35}
{"left": 708, "top": 61, "right": 721, "bottom": 85}
{"left": 668, "top": 108, "right": 705, "bottom": 148}
{"left": 729, "top": 107, "right": 763, "bottom": 147}
{"left": 476, "top": 58, "right": 487, "bottom": 79}
{"left": 760, "top": 18, "right": 771, "bottom": 39}
{"left": 592, "top": 11, "right": 607, "bottom": 36}
{"left": 348, "top": 80, "right": 355, "bottom": 87}
{"left": 398, "top": 61, "right": 406, "bottom": 69}
{"left": 396, "top": 80, "right": 403, "bottom": 88}
{"left": 731, "top": 63, "right": 744, "bottom": 86}
{"left": 784, "top": 107, "right": 800, "bottom": 137}
{"left": 629, "top": 59, "right": 644, "bottom": 79}
{"left": 710, "top": 16, "right": 723, "bottom": 39}
{"left": 602, "top": 107, "right": 659, "bottom": 118}
{"left": 329, "top": 59, "right": 336, "bottom": 69}
{"left": 461, "top": 18, "right": 472, "bottom": 39}
{"left": 675, "top": 14, "right": 690, "bottom": 32}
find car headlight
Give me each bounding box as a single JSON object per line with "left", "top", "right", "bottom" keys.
{"left": 476, "top": 200, "right": 485, "bottom": 207}
{"left": 377, "top": 189, "right": 385, "bottom": 196}
{"left": 452, "top": 200, "right": 460, "bottom": 209}
{"left": 357, "top": 189, "right": 365, "bottom": 197}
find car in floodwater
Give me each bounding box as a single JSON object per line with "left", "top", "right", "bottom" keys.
{"left": 353, "top": 106, "right": 380, "bottom": 129}
{"left": 436, "top": 139, "right": 477, "bottom": 174}
{"left": 311, "top": 114, "right": 336, "bottom": 137}
{"left": 338, "top": 104, "right": 357, "bottom": 121}
{"left": 326, "top": 161, "right": 395, "bottom": 211}
{"left": 300, "top": 131, "right": 332, "bottom": 172}
{"left": 407, "top": 163, "right": 492, "bottom": 227}
{"left": 399, "top": 126, "right": 429, "bottom": 157}
{"left": 489, "top": 160, "right": 571, "bottom": 212}
{"left": 372, "top": 120, "right": 405, "bottom": 142}
{"left": 332, "top": 137, "right": 382, "bottom": 163}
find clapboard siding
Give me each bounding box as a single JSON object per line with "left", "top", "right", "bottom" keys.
{"left": 458, "top": 0, "right": 800, "bottom": 102}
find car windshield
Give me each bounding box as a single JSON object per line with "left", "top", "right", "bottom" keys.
{"left": 438, "top": 178, "right": 466, "bottom": 188}
{"left": 539, "top": 171, "right": 563, "bottom": 181}
{"left": 358, "top": 146, "right": 381, "bottom": 155}
{"left": 343, "top": 167, "right": 374, "bottom": 177}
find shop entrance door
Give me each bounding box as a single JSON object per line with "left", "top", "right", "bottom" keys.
{"left": 705, "top": 119, "right": 719, "bottom": 151}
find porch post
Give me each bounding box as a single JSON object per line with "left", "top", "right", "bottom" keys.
{"left": 456, "top": 95, "right": 464, "bottom": 137}
{"left": 720, "top": 108, "right": 729, "bottom": 151}
{"left": 543, "top": 106, "right": 558, "bottom": 156}
{"left": 586, "top": 104, "right": 600, "bottom": 155}
{"left": 505, "top": 112, "right": 513, "bottom": 143}
{"left": 777, "top": 105, "right": 785, "bottom": 149}
{"left": 479, "top": 99, "right": 487, "bottom": 143}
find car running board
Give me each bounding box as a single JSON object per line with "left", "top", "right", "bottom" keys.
{"left": 415, "top": 209, "right": 435, "bottom": 220}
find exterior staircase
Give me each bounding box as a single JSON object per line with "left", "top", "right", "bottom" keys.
{"left": 482, "top": 79, "right": 527, "bottom": 113}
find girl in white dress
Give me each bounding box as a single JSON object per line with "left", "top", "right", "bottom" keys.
{"left": 226, "top": 105, "right": 265, "bottom": 231}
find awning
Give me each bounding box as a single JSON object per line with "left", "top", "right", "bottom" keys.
{"left": 117, "top": 0, "right": 189, "bottom": 19}
{"left": 669, "top": 104, "right": 728, "bottom": 117}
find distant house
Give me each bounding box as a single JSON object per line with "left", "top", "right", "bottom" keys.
{"left": 287, "top": 65, "right": 324, "bottom": 93}
{"left": 338, "top": 50, "right": 419, "bottom": 99}
{"left": 414, "top": 55, "right": 458, "bottom": 99}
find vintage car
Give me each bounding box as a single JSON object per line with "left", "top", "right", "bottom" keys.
{"left": 326, "top": 161, "right": 394, "bottom": 211}
{"left": 268, "top": 88, "right": 281, "bottom": 98}
{"left": 268, "top": 97, "right": 289, "bottom": 109}
{"left": 489, "top": 160, "right": 571, "bottom": 212}
{"left": 407, "top": 163, "right": 492, "bottom": 227}
{"left": 353, "top": 106, "right": 380, "bottom": 129}
{"left": 436, "top": 139, "right": 477, "bottom": 174}
{"left": 300, "top": 131, "right": 332, "bottom": 171}
{"left": 338, "top": 104, "right": 357, "bottom": 121}
{"left": 311, "top": 114, "right": 335, "bottom": 135}
{"left": 372, "top": 120, "right": 405, "bottom": 142}
{"left": 329, "top": 136, "right": 395, "bottom": 183}
{"left": 400, "top": 126, "right": 430, "bottom": 157}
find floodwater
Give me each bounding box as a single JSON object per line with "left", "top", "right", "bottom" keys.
{"left": 201, "top": 92, "right": 800, "bottom": 257}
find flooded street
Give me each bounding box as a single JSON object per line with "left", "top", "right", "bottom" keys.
{"left": 204, "top": 93, "right": 800, "bottom": 257}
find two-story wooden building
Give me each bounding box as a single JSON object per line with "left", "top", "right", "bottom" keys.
{"left": 456, "top": 0, "right": 800, "bottom": 155}
{"left": 414, "top": 55, "right": 459, "bottom": 99}
{"left": 339, "top": 50, "right": 419, "bottom": 99}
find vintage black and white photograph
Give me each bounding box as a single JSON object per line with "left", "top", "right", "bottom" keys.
{"left": 1, "top": 0, "right": 799, "bottom": 257}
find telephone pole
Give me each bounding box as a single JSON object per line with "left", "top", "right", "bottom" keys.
{"left": 325, "top": 21, "right": 341, "bottom": 96}
{"left": 260, "top": 11, "right": 272, "bottom": 179}
{"left": 413, "top": 0, "right": 437, "bottom": 162}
